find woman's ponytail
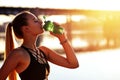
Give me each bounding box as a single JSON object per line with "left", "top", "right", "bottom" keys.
{"left": 5, "top": 23, "right": 17, "bottom": 80}
{"left": 5, "top": 23, "right": 14, "bottom": 58}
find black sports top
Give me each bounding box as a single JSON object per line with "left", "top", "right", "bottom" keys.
{"left": 19, "top": 46, "right": 50, "bottom": 80}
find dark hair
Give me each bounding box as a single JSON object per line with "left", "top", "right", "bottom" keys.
{"left": 12, "top": 11, "right": 30, "bottom": 38}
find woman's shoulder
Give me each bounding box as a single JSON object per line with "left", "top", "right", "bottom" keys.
{"left": 39, "top": 46, "right": 50, "bottom": 58}
{"left": 9, "top": 47, "right": 30, "bottom": 59}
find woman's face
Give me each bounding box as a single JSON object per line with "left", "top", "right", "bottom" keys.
{"left": 26, "top": 13, "right": 44, "bottom": 35}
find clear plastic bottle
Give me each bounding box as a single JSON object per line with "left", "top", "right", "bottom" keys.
{"left": 43, "top": 16, "right": 63, "bottom": 34}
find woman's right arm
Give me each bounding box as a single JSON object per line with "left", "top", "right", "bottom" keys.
{"left": 0, "top": 50, "right": 22, "bottom": 80}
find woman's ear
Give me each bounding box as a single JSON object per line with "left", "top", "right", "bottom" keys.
{"left": 22, "top": 26, "right": 29, "bottom": 33}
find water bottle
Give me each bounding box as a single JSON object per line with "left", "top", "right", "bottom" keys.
{"left": 43, "top": 16, "right": 63, "bottom": 34}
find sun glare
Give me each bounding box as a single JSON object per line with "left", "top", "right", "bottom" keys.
{"left": 0, "top": 15, "right": 12, "bottom": 25}
{"left": 41, "top": 34, "right": 62, "bottom": 49}
{"left": 71, "top": 15, "right": 87, "bottom": 22}
{"left": 0, "top": 39, "right": 5, "bottom": 53}
{"left": 44, "top": 15, "right": 67, "bottom": 24}
{"left": 72, "top": 38, "right": 89, "bottom": 48}
{"left": 0, "top": 0, "right": 120, "bottom": 10}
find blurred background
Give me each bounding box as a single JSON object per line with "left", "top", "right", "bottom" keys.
{"left": 0, "top": 0, "right": 120, "bottom": 80}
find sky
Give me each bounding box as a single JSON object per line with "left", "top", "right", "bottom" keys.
{"left": 0, "top": 0, "right": 120, "bottom": 10}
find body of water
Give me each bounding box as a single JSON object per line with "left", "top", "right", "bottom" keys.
{"left": 1, "top": 48, "right": 120, "bottom": 80}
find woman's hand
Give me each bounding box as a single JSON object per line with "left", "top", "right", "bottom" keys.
{"left": 49, "top": 22, "right": 67, "bottom": 41}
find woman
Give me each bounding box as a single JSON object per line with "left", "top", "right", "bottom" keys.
{"left": 0, "top": 11, "right": 79, "bottom": 80}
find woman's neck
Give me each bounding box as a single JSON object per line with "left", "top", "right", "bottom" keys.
{"left": 22, "top": 36, "right": 37, "bottom": 50}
